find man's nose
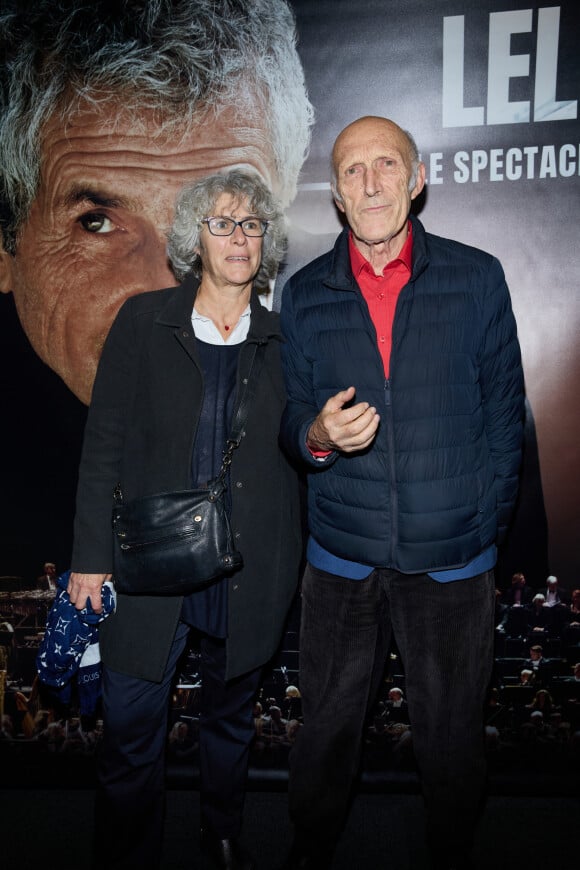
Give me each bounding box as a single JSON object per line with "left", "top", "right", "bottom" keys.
{"left": 364, "top": 167, "right": 381, "bottom": 197}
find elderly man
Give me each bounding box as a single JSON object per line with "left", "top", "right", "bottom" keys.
{"left": 542, "top": 574, "right": 569, "bottom": 607}
{"left": 280, "top": 116, "right": 524, "bottom": 869}
{"left": 0, "top": 0, "right": 312, "bottom": 405}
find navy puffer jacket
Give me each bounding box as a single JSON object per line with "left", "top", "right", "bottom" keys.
{"left": 280, "top": 215, "right": 524, "bottom": 574}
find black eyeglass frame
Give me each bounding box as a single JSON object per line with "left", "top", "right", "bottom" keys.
{"left": 201, "top": 216, "right": 269, "bottom": 237}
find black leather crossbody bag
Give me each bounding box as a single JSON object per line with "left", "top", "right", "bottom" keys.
{"left": 111, "top": 342, "right": 263, "bottom": 596}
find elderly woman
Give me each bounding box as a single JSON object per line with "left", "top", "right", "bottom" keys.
{"left": 67, "top": 170, "right": 302, "bottom": 870}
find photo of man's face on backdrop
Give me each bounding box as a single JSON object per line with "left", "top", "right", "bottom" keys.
{"left": 0, "top": 0, "right": 312, "bottom": 404}
{"left": 1, "top": 102, "right": 280, "bottom": 404}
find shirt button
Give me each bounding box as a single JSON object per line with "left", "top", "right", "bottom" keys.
{"left": 235, "top": 481, "right": 243, "bottom": 488}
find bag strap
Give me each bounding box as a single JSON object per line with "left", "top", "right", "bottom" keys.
{"left": 215, "top": 340, "right": 266, "bottom": 485}
{"left": 114, "top": 340, "right": 268, "bottom": 501}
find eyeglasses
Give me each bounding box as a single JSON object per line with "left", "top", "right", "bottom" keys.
{"left": 201, "top": 216, "right": 269, "bottom": 237}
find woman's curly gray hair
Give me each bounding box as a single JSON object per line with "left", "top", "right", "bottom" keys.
{"left": 167, "top": 170, "right": 286, "bottom": 291}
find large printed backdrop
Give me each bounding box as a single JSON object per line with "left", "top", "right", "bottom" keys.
{"left": 1, "top": 0, "right": 579, "bottom": 786}
{"left": 1, "top": 0, "right": 578, "bottom": 585}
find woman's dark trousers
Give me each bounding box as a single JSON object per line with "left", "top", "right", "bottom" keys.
{"left": 93, "top": 622, "right": 261, "bottom": 869}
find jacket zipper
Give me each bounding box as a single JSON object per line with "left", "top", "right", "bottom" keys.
{"left": 384, "top": 378, "right": 397, "bottom": 565}
{"left": 353, "top": 285, "right": 399, "bottom": 566}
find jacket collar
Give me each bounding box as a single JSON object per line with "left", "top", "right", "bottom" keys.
{"left": 325, "top": 213, "right": 430, "bottom": 290}
{"left": 408, "top": 213, "right": 429, "bottom": 279}
{"left": 155, "top": 273, "right": 281, "bottom": 342}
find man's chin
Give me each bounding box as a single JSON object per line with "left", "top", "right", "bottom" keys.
{"left": 352, "top": 224, "right": 396, "bottom": 245}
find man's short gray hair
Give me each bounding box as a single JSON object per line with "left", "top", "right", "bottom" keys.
{"left": 167, "top": 170, "right": 286, "bottom": 291}
{"left": 0, "top": 0, "right": 313, "bottom": 253}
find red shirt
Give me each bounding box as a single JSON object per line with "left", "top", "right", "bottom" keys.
{"left": 348, "top": 222, "right": 413, "bottom": 378}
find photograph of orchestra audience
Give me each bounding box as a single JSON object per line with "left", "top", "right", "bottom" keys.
{"left": 1, "top": 565, "right": 579, "bottom": 784}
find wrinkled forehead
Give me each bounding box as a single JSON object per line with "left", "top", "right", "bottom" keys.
{"left": 38, "top": 96, "right": 276, "bottom": 193}
{"left": 332, "top": 119, "right": 412, "bottom": 173}
{"left": 52, "top": 92, "right": 196, "bottom": 141}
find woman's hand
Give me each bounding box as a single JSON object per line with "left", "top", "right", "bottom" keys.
{"left": 68, "top": 572, "right": 111, "bottom": 613}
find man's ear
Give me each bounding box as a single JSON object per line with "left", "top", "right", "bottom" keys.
{"left": 331, "top": 184, "right": 346, "bottom": 214}
{"left": 410, "top": 162, "right": 426, "bottom": 201}
{"left": 0, "top": 237, "right": 14, "bottom": 294}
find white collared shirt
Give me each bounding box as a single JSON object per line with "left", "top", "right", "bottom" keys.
{"left": 191, "top": 304, "right": 251, "bottom": 345}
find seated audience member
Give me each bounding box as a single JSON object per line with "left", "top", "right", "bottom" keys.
{"left": 252, "top": 701, "right": 263, "bottom": 729}
{"left": 525, "top": 594, "right": 549, "bottom": 636}
{"left": 258, "top": 705, "right": 291, "bottom": 765}
{"left": 563, "top": 591, "right": 580, "bottom": 658}
{"left": 501, "top": 572, "right": 534, "bottom": 607}
{"left": 519, "top": 669, "right": 535, "bottom": 687}
{"left": 537, "top": 577, "right": 571, "bottom": 640}
{"left": 521, "top": 693, "right": 566, "bottom": 750}
{"left": 384, "top": 687, "right": 409, "bottom": 725}
{"left": 564, "top": 589, "right": 580, "bottom": 632}
{"left": 497, "top": 573, "right": 535, "bottom": 638}
{"left": 523, "top": 645, "right": 552, "bottom": 687}
{"left": 35, "top": 719, "right": 66, "bottom": 752}
{"left": 261, "top": 705, "right": 288, "bottom": 743}
{"left": 503, "top": 607, "right": 530, "bottom": 640}
{"left": 526, "top": 688, "right": 556, "bottom": 719}
{"left": 519, "top": 709, "right": 547, "bottom": 743}
{"left": 61, "top": 717, "right": 91, "bottom": 756}
{"left": 568, "top": 589, "right": 580, "bottom": 621}
{"left": 542, "top": 575, "right": 569, "bottom": 607}
{"left": 36, "top": 562, "right": 58, "bottom": 592}
{"left": 283, "top": 685, "right": 303, "bottom": 723}
{"left": 544, "top": 602, "right": 569, "bottom": 640}
{"left": 263, "top": 697, "right": 278, "bottom": 715}
{"left": 497, "top": 671, "right": 534, "bottom": 712}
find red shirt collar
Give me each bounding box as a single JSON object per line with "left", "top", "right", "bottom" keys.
{"left": 348, "top": 220, "right": 413, "bottom": 277}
